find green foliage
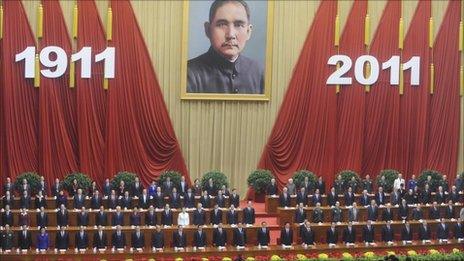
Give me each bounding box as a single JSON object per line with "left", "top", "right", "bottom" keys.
{"left": 417, "top": 169, "right": 443, "bottom": 191}
{"left": 292, "top": 170, "right": 317, "bottom": 188}
{"left": 337, "top": 170, "right": 360, "bottom": 185}
{"left": 201, "top": 171, "right": 229, "bottom": 192}
{"left": 376, "top": 169, "right": 399, "bottom": 192}
{"left": 158, "top": 171, "right": 183, "bottom": 189}
{"left": 14, "top": 172, "right": 41, "bottom": 194}
{"left": 63, "top": 172, "right": 93, "bottom": 194}
{"left": 111, "top": 171, "right": 139, "bottom": 190}
{"left": 247, "top": 169, "right": 273, "bottom": 194}
{"left": 459, "top": 171, "right": 464, "bottom": 180}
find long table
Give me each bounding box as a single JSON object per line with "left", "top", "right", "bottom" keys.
{"left": 276, "top": 203, "right": 464, "bottom": 225}
{"left": 6, "top": 208, "right": 244, "bottom": 227}
{"left": 1, "top": 240, "right": 462, "bottom": 260}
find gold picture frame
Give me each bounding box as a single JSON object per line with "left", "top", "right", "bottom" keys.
{"left": 180, "top": 0, "right": 274, "bottom": 101}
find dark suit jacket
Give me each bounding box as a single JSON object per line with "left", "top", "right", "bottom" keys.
{"left": 267, "top": 184, "right": 278, "bottom": 195}
{"left": 279, "top": 193, "right": 291, "bottom": 207}
{"left": 161, "top": 210, "right": 173, "bottom": 226}
{"left": 183, "top": 193, "right": 195, "bottom": 208}
{"left": 35, "top": 197, "right": 47, "bottom": 209}
{"left": 153, "top": 193, "right": 165, "bottom": 209}
{"left": 37, "top": 212, "right": 48, "bottom": 228}
{"left": 210, "top": 209, "right": 223, "bottom": 225}
{"left": 103, "top": 184, "right": 112, "bottom": 197}
{"left": 398, "top": 205, "right": 409, "bottom": 220}
{"left": 359, "top": 195, "right": 371, "bottom": 206}
{"left": 19, "top": 195, "right": 31, "bottom": 209}
{"left": 193, "top": 209, "right": 206, "bottom": 225}
{"left": 381, "top": 226, "right": 395, "bottom": 242}
{"left": 316, "top": 181, "right": 326, "bottom": 194}
{"left": 401, "top": 226, "right": 413, "bottom": 241}
{"left": 326, "top": 228, "right": 338, "bottom": 244}
{"left": 151, "top": 232, "right": 164, "bottom": 248}
{"left": 200, "top": 196, "right": 211, "bottom": 208}
{"left": 344, "top": 192, "right": 355, "bottom": 206}
{"left": 382, "top": 209, "right": 393, "bottom": 221}
{"left": 112, "top": 232, "right": 126, "bottom": 248}
{"left": 18, "top": 231, "right": 32, "bottom": 249}
{"left": 412, "top": 209, "right": 423, "bottom": 220}
{"left": 437, "top": 224, "right": 449, "bottom": 239}
{"left": 280, "top": 228, "right": 293, "bottom": 245}
{"left": 311, "top": 194, "right": 322, "bottom": 206}
{"left": 332, "top": 208, "right": 342, "bottom": 222}
{"left": 75, "top": 232, "right": 89, "bottom": 249}
{"left": 257, "top": 228, "right": 270, "bottom": 246}
{"left": 56, "top": 210, "right": 69, "bottom": 226}
{"left": 445, "top": 206, "right": 455, "bottom": 219}
{"left": 1, "top": 212, "right": 13, "bottom": 227}
{"left": 418, "top": 226, "right": 431, "bottom": 240}
{"left": 301, "top": 227, "right": 315, "bottom": 245}
{"left": 178, "top": 182, "right": 188, "bottom": 196}
{"left": 449, "top": 192, "right": 461, "bottom": 203}
{"left": 138, "top": 195, "right": 151, "bottom": 209}
{"left": 295, "top": 209, "right": 306, "bottom": 223}
{"left": 112, "top": 213, "right": 124, "bottom": 226}
{"left": 227, "top": 210, "right": 239, "bottom": 225}
{"left": 145, "top": 211, "right": 157, "bottom": 226}
{"left": 77, "top": 213, "right": 89, "bottom": 226}
{"left": 429, "top": 207, "right": 441, "bottom": 219}
{"left": 93, "top": 231, "right": 107, "bottom": 249}
{"left": 243, "top": 207, "right": 255, "bottom": 224}
{"left": 131, "top": 183, "right": 143, "bottom": 198}
{"left": 296, "top": 192, "right": 308, "bottom": 206}
{"left": 343, "top": 227, "right": 356, "bottom": 243}
{"left": 55, "top": 231, "right": 70, "bottom": 249}
{"left": 216, "top": 195, "right": 226, "bottom": 208}
{"left": 90, "top": 196, "right": 102, "bottom": 209}
{"left": 169, "top": 193, "right": 181, "bottom": 209}
{"left": 213, "top": 229, "right": 227, "bottom": 246}
{"left": 233, "top": 228, "right": 247, "bottom": 246}
{"left": 363, "top": 226, "right": 375, "bottom": 242}
{"left": 420, "top": 190, "right": 432, "bottom": 204}
{"left": 131, "top": 232, "right": 145, "bottom": 248}
{"left": 454, "top": 223, "right": 464, "bottom": 239}
{"left": 367, "top": 206, "right": 378, "bottom": 221}
{"left": 119, "top": 196, "right": 132, "bottom": 209}
{"left": 130, "top": 213, "right": 141, "bottom": 226}
{"left": 375, "top": 192, "right": 386, "bottom": 206}
{"left": 95, "top": 212, "right": 108, "bottom": 226}
{"left": 193, "top": 231, "right": 207, "bottom": 247}
{"left": 74, "top": 195, "right": 85, "bottom": 209}
{"left": 107, "top": 197, "right": 118, "bottom": 209}
{"left": 327, "top": 192, "right": 338, "bottom": 206}
{"left": 435, "top": 192, "right": 447, "bottom": 204}
{"left": 230, "top": 194, "right": 240, "bottom": 208}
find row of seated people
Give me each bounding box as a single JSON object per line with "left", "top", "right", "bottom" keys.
{"left": 4, "top": 176, "right": 229, "bottom": 199}
{"left": 292, "top": 200, "right": 464, "bottom": 224}
{"left": 276, "top": 183, "right": 462, "bottom": 208}
{"left": 2, "top": 186, "right": 241, "bottom": 210}
{"left": 1, "top": 218, "right": 463, "bottom": 252}
{"left": 268, "top": 174, "right": 463, "bottom": 196}
{"left": 1, "top": 202, "right": 256, "bottom": 228}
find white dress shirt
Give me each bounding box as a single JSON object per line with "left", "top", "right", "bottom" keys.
{"left": 177, "top": 212, "right": 190, "bottom": 226}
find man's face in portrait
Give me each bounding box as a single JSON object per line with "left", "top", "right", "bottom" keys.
{"left": 205, "top": 1, "right": 252, "bottom": 62}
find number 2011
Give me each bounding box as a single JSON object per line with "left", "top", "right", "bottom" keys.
{"left": 326, "top": 55, "right": 420, "bottom": 86}
{"left": 15, "top": 46, "right": 115, "bottom": 79}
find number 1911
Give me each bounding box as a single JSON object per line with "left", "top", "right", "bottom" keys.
{"left": 326, "top": 55, "right": 420, "bottom": 86}
{"left": 15, "top": 46, "right": 115, "bottom": 79}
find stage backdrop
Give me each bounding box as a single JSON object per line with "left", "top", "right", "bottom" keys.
{"left": 11, "top": 0, "right": 464, "bottom": 195}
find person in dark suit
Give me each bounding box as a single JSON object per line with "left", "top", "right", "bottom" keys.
{"left": 145, "top": 206, "right": 157, "bottom": 226}
{"left": 211, "top": 204, "right": 223, "bottom": 225}
{"left": 316, "top": 176, "right": 326, "bottom": 195}
{"left": 77, "top": 207, "right": 90, "bottom": 227}
{"left": 130, "top": 207, "right": 142, "bottom": 226}
{"left": 420, "top": 184, "right": 432, "bottom": 204}
{"left": 418, "top": 221, "right": 431, "bottom": 241}
{"left": 435, "top": 186, "right": 447, "bottom": 204}
{"left": 279, "top": 187, "right": 291, "bottom": 207}
{"left": 36, "top": 207, "right": 48, "bottom": 228}
{"left": 362, "top": 175, "right": 373, "bottom": 193}
{"left": 382, "top": 203, "right": 394, "bottom": 221}
{"left": 19, "top": 190, "right": 31, "bottom": 209}
{"left": 120, "top": 191, "right": 132, "bottom": 209}
{"left": 204, "top": 178, "right": 216, "bottom": 197}
{"left": 343, "top": 222, "right": 356, "bottom": 244}
{"left": 161, "top": 204, "right": 173, "bottom": 226}
{"left": 131, "top": 226, "right": 145, "bottom": 249}
{"left": 1, "top": 205, "right": 13, "bottom": 227}
{"left": 75, "top": 226, "right": 89, "bottom": 250}
{"left": 326, "top": 222, "right": 338, "bottom": 245}
{"left": 449, "top": 186, "right": 461, "bottom": 203}
{"left": 311, "top": 189, "right": 322, "bottom": 206}
{"left": 213, "top": 223, "right": 227, "bottom": 247}
{"left": 230, "top": 189, "right": 240, "bottom": 208}
{"left": 190, "top": 204, "right": 204, "bottom": 226}
{"left": 153, "top": 187, "right": 165, "bottom": 209}
{"left": 267, "top": 178, "right": 278, "bottom": 196}
{"left": 107, "top": 191, "right": 119, "bottom": 210}
{"left": 348, "top": 202, "right": 359, "bottom": 222}
{"left": 390, "top": 189, "right": 402, "bottom": 206}
{"left": 300, "top": 176, "right": 313, "bottom": 194}
{"left": 116, "top": 180, "right": 127, "bottom": 197}
{"left": 178, "top": 176, "right": 188, "bottom": 196}
{"left": 215, "top": 190, "right": 226, "bottom": 208}
{"left": 112, "top": 206, "right": 124, "bottom": 226}
{"left": 51, "top": 178, "right": 62, "bottom": 197}
{"left": 93, "top": 226, "right": 108, "bottom": 249}
{"left": 35, "top": 190, "right": 47, "bottom": 209}
{"left": 436, "top": 218, "right": 449, "bottom": 241}
{"left": 200, "top": 191, "right": 211, "bottom": 208}
{"left": 2, "top": 191, "right": 14, "bottom": 210}
{"left": 95, "top": 206, "right": 108, "bottom": 227}
{"left": 404, "top": 189, "right": 418, "bottom": 205}
{"left": 226, "top": 204, "right": 239, "bottom": 225}
{"left": 151, "top": 225, "right": 164, "bottom": 249}
{"left": 101, "top": 179, "right": 111, "bottom": 198}
{"left": 193, "top": 225, "right": 207, "bottom": 248}
{"left": 55, "top": 226, "right": 70, "bottom": 250}
{"left": 363, "top": 220, "right": 375, "bottom": 244}
{"left": 334, "top": 175, "right": 344, "bottom": 195}
{"left": 90, "top": 190, "right": 102, "bottom": 210}
{"left": 233, "top": 223, "right": 247, "bottom": 247}
{"left": 18, "top": 208, "right": 30, "bottom": 227}
{"left": 344, "top": 187, "right": 355, "bottom": 207}
{"left": 381, "top": 220, "right": 395, "bottom": 243}
{"left": 112, "top": 225, "right": 126, "bottom": 249}
{"left": 74, "top": 189, "right": 86, "bottom": 209}
{"left": 138, "top": 189, "right": 151, "bottom": 210}
{"left": 163, "top": 177, "right": 174, "bottom": 195}
{"left": 398, "top": 199, "right": 409, "bottom": 221}
{"left": 295, "top": 203, "right": 306, "bottom": 224}
{"left": 327, "top": 187, "right": 338, "bottom": 207}
{"left": 445, "top": 200, "right": 456, "bottom": 219}
{"left": 311, "top": 203, "right": 324, "bottom": 223}
{"left": 243, "top": 201, "right": 255, "bottom": 225}
{"left": 366, "top": 200, "right": 378, "bottom": 221}
{"left": 131, "top": 177, "right": 143, "bottom": 198}
{"left": 56, "top": 204, "right": 69, "bottom": 227}
{"left": 18, "top": 225, "right": 32, "bottom": 250}
{"left": 359, "top": 190, "right": 371, "bottom": 207}
{"left": 55, "top": 190, "right": 68, "bottom": 209}
{"left": 454, "top": 218, "right": 464, "bottom": 240}
{"left": 280, "top": 222, "right": 293, "bottom": 246}
{"left": 429, "top": 201, "right": 441, "bottom": 219}
{"left": 401, "top": 222, "right": 413, "bottom": 242}
{"left": 301, "top": 221, "right": 315, "bottom": 246}
{"left": 332, "top": 202, "right": 342, "bottom": 223}
{"left": 183, "top": 188, "right": 196, "bottom": 209}
{"left": 169, "top": 188, "right": 181, "bottom": 209}
{"left": 375, "top": 187, "right": 386, "bottom": 206}
{"left": 412, "top": 205, "right": 424, "bottom": 220}
{"left": 3, "top": 177, "right": 13, "bottom": 194}
{"left": 257, "top": 221, "right": 270, "bottom": 246}
{"left": 296, "top": 187, "right": 308, "bottom": 206}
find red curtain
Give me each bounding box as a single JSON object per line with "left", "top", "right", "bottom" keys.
{"left": 258, "top": 1, "right": 338, "bottom": 187}
{"left": 1, "top": 1, "right": 39, "bottom": 178}
{"left": 39, "top": 0, "right": 79, "bottom": 188}
{"left": 425, "top": 0, "right": 461, "bottom": 180}
{"left": 106, "top": 0, "right": 189, "bottom": 185}
{"left": 76, "top": 0, "right": 108, "bottom": 186}
{"left": 335, "top": 0, "right": 368, "bottom": 174}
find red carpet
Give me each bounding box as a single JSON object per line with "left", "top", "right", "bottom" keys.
{"left": 241, "top": 201, "right": 280, "bottom": 244}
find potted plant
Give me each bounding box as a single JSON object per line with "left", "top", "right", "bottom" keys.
{"left": 111, "top": 171, "right": 139, "bottom": 190}
{"left": 292, "top": 170, "right": 317, "bottom": 189}
{"left": 247, "top": 169, "right": 273, "bottom": 202}
{"left": 376, "top": 169, "right": 400, "bottom": 193}
{"left": 14, "top": 172, "right": 41, "bottom": 195}
{"left": 63, "top": 172, "right": 93, "bottom": 195}
{"left": 201, "top": 171, "right": 229, "bottom": 193}
{"left": 418, "top": 169, "right": 443, "bottom": 191}
{"left": 158, "top": 170, "right": 183, "bottom": 189}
